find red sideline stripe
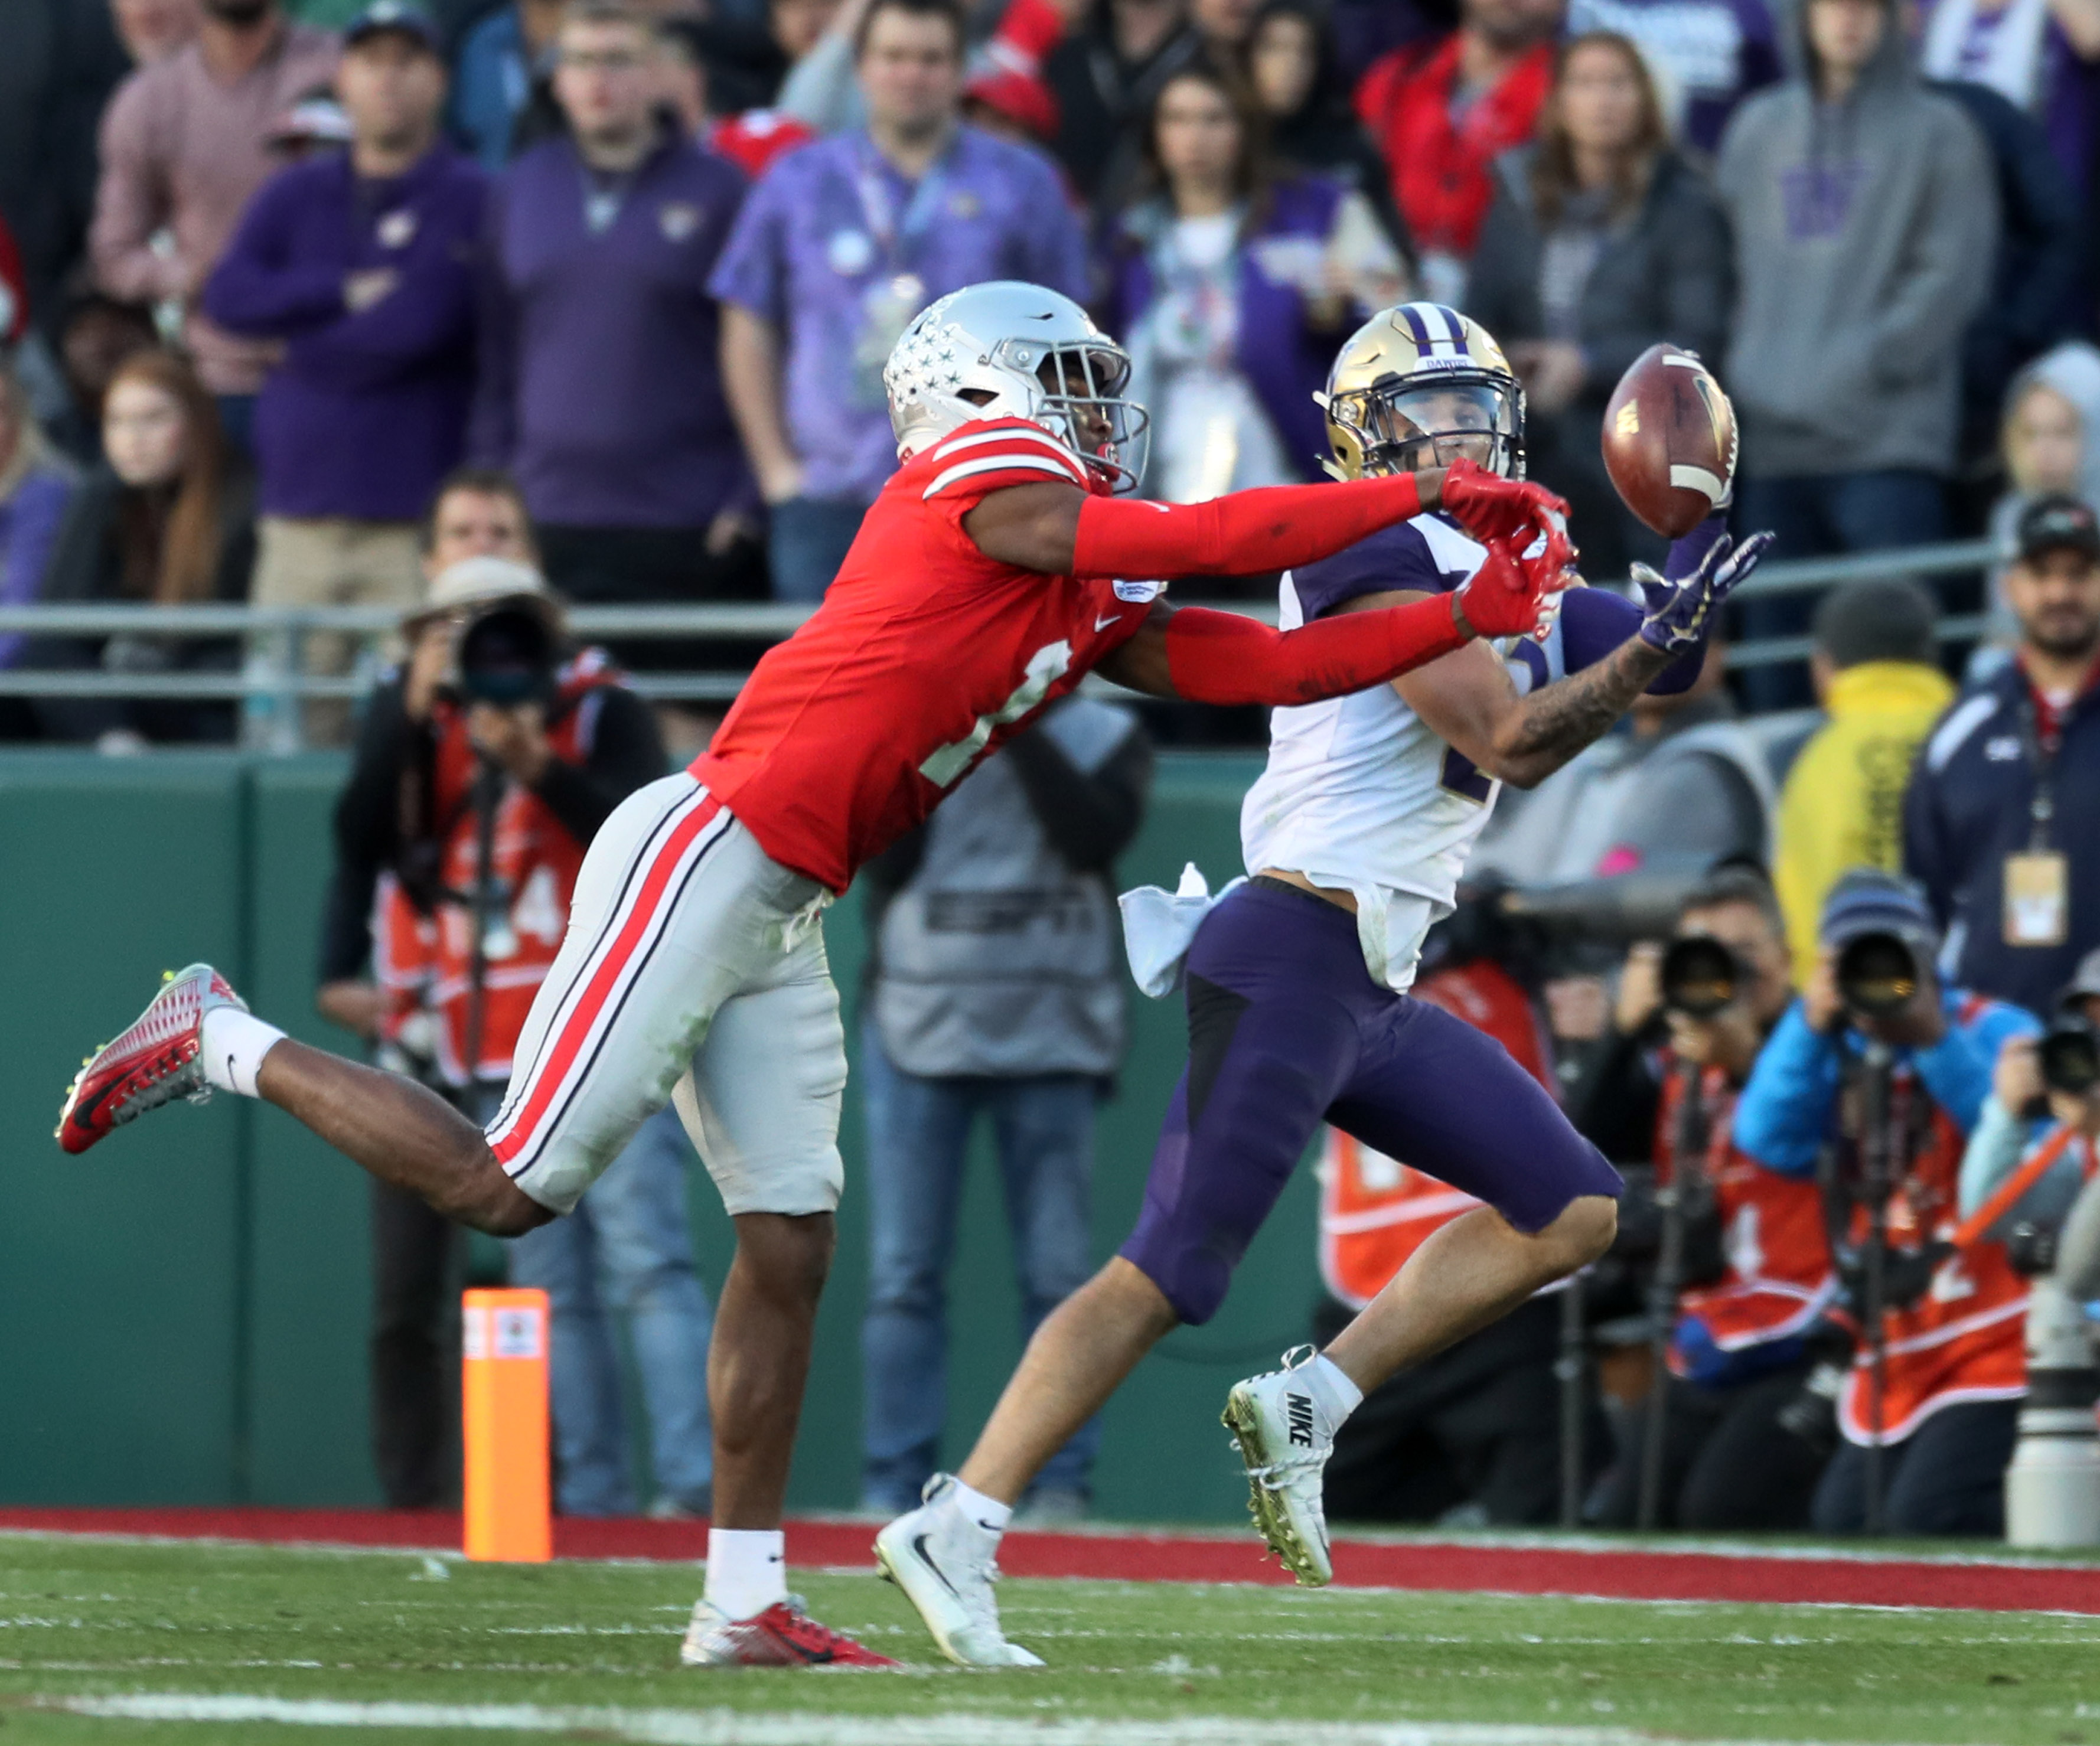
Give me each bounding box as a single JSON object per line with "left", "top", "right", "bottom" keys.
{"left": 5, "top": 1507, "right": 2099, "bottom": 1614}
{"left": 490, "top": 791, "right": 721, "bottom": 1164}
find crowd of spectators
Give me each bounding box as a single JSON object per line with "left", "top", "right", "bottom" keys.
{"left": 5, "top": 0, "right": 2100, "bottom": 1535}
{"left": 0, "top": 0, "right": 2097, "bottom": 745}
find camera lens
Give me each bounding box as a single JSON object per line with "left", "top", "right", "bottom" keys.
{"left": 1661, "top": 935, "right": 1739, "bottom": 1018}
{"left": 457, "top": 603, "right": 556, "bottom": 706}
{"left": 1834, "top": 931, "right": 1919, "bottom": 1017}
{"left": 2041, "top": 1017, "right": 2100, "bottom": 1096}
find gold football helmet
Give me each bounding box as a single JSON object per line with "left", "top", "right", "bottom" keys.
{"left": 1319, "top": 302, "right": 1525, "bottom": 483}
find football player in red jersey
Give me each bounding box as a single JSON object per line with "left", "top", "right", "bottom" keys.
{"left": 56, "top": 281, "right": 1568, "bottom": 1667}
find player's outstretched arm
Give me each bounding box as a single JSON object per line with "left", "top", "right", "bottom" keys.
{"left": 1096, "top": 539, "right": 1558, "bottom": 704}
{"left": 1391, "top": 527, "right": 1773, "bottom": 791}
{"left": 961, "top": 458, "right": 1567, "bottom": 579}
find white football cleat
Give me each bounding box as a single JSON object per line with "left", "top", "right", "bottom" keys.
{"left": 873, "top": 1475, "right": 1043, "bottom": 1667}
{"left": 1223, "top": 1345, "right": 1335, "bottom": 1587}
{"left": 678, "top": 1595, "right": 897, "bottom": 1668}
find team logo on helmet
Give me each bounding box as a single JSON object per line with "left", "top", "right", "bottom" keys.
{"left": 884, "top": 281, "right": 1151, "bottom": 492}
{"left": 1318, "top": 302, "right": 1525, "bottom": 484}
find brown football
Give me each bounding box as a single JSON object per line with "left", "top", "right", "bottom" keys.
{"left": 1600, "top": 344, "right": 1738, "bottom": 539}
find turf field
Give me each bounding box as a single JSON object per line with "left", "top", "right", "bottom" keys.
{"left": 2, "top": 1535, "right": 2099, "bottom": 1745}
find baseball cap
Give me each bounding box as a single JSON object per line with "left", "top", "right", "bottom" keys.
{"left": 1818, "top": 868, "right": 1939, "bottom": 953}
{"left": 343, "top": 1, "right": 442, "bottom": 53}
{"left": 2015, "top": 492, "right": 2100, "bottom": 565}
{"left": 2060, "top": 947, "right": 2100, "bottom": 1012}
{"left": 410, "top": 556, "right": 553, "bottom": 625}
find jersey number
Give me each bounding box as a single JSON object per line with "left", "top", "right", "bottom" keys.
{"left": 919, "top": 640, "right": 1074, "bottom": 788}
{"left": 1436, "top": 639, "right": 1549, "bottom": 805}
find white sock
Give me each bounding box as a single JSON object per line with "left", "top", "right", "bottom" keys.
{"left": 704, "top": 1528, "right": 787, "bottom": 1620}
{"left": 949, "top": 1479, "right": 1012, "bottom": 1536}
{"left": 200, "top": 1009, "right": 288, "bottom": 1099}
{"left": 1307, "top": 1353, "right": 1364, "bottom": 1426}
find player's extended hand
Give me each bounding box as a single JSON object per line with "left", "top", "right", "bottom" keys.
{"left": 1452, "top": 536, "right": 1565, "bottom": 643}
{"left": 1632, "top": 530, "right": 1773, "bottom": 654}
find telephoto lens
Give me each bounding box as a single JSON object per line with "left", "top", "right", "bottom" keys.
{"left": 456, "top": 603, "right": 557, "bottom": 707}
{"left": 1834, "top": 929, "right": 1919, "bottom": 1018}
{"left": 1659, "top": 936, "right": 1740, "bottom": 1017}
{"left": 2040, "top": 1014, "right": 2100, "bottom": 1097}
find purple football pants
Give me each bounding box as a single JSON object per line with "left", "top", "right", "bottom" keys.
{"left": 1120, "top": 879, "right": 1622, "bottom": 1325}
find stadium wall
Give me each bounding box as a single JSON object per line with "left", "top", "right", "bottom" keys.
{"left": 0, "top": 750, "right": 1318, "bottom": 1523}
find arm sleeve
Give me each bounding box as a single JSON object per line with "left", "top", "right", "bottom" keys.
{"left": 529, "top": 686, "right": 667, "bottom": 846}
{"left": 1557, "top": 588, "right": 1701, "bottom": 694}
{"left": 1162, "top": 596, "right": 1466, "bottom": 706}
{"left": 1915, "top": 998, "right": 2042, "bottom": 1135}
{"left": 1072, "top": 471, "right": 1426, "bottom": 577}
{"left": 1731, "top": 998, "right": 1843, "bottom": 1176}
{"left": 200, "top": 180, "right": 348, "bottom": 337}
{"left": 1005, "top": 721, "right": 1153, "bottom": 872}
{"left": 90, "top": 79, "right": 190, "bottom": 303}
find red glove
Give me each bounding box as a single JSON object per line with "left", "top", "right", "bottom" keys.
{"left": 1453, "top": 537, "right": 1564, "bottom": 642}
{"left": 1440, "top": 457, "right": 1571, "bottom": 560}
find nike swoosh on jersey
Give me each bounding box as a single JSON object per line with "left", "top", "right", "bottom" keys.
{"left": 1094, "top": 613, "right": 1121, "bottom": 631}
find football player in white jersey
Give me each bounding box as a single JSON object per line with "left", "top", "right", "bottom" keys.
{"left": 875, "top": 304, "right": 1772, "bottom": 1665}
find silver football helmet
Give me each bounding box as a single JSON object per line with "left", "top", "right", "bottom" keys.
{"left": 885, "top": 281, "right": 1149, "bottom": 492}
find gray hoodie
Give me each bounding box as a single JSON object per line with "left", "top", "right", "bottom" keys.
{"left": 1715, "top": 0, "right": 1998, "bottom": 478}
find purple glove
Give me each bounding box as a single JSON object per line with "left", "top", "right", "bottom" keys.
{"left": 1632, "top": 530, "right": 1774, "bottom": 654}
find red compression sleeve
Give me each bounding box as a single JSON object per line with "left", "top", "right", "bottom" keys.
{"left": 1072, "top": 472, "right": 1424, "bottom": 579}
{"left": 1163, "top": 598, "right": 1468, "bottom": 706}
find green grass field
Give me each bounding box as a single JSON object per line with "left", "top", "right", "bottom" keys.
{"left": 2, "top": 1534, "right": 2099, "bottom": 1745}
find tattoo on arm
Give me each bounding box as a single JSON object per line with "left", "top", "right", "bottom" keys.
{"left": 1498, "top": 637, "right": 1672, "bottom": 782}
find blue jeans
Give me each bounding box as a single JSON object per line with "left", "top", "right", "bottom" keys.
{"left": 767, "top": 495, "right": 866, "bottom": 603}
{"left": 1733, "top": 470, "right": 1946, "bottom": 710}
{"left": 859, "top": 1022, "right": 1102, "bottom": 1512}
{"left": 507, "top": 1105, "right": 715, "bottom": 1516}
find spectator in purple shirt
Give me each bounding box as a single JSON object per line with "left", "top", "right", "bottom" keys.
{"left": 206, "top": 1, "right": 486, "bottom": 746}
{"left": 712, "top": 0, "right": 1090, "bottom": 601}
{"left": 470, "top": 1, "right": 762, "bottom": 625}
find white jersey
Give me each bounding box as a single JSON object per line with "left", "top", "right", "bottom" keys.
{"left": 1241, "top": 513, "right": 1567, "bottom": 990}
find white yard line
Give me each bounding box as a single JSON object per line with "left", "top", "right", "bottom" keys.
{"left": 37, "top": 1693, "right": 1953, "bottom": 1746}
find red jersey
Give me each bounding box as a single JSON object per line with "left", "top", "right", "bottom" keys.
{"left": 1656, "top": 1065, "right": 1835, "bottom": 1380}
{"left": 693, "top": 417, "right": 1155, "bottom": 892}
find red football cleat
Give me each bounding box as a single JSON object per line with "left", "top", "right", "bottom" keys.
{"left": 679, "top": 1596, "right": 900, "bottom": 1668}
{"left": 56, "top": 964, "right": 247, "bottom": 1156}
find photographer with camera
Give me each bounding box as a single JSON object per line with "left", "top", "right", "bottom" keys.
{"left": 1592, "top": 868, "right": 1840, "bottom": 1530}
{"left": 1961, "top": 951, "right": 2100, "bottom": 1542}
{"left": 318, "top": 484, "right": 712, "bottom": 1515}
{"left": 1733, "top": 871, "right": 2042, "bottom": 1537}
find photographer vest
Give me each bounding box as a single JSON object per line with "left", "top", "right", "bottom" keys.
{"left": 1317, "top": 959, "right": 1554, "bottom": 1308}
{"left": 871, "top": 698, "right": 1136, "bottom": 1079}
{"left": 1825, "top": 1035, "right": 2028, "bottom": 1445}
{"left": 1658, "top": 1065, "right": 1837, "bottom": 1381}
{"left": 375, "top": 649, "right": 621, "bottom": 1087}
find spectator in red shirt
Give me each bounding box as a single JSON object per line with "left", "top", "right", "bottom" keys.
{"left": 1356, "top": 0, "right": 1563, "bottom": 306}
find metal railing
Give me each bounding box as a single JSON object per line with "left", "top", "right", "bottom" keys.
{"left": 0, "top": 537, "right": 2000, "bottom": 750}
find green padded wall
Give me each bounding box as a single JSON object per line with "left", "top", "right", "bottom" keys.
{"left": 0, "top": 750, "right": 1318, "bottom": 1522}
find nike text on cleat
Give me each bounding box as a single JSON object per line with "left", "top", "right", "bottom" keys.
{"left": 56, "top": 964, "right": 249, "bottom": 1156}
{"left": 679, "top": 1596, "right": 898, "bottom": 1669}
{"left": 873, "top": 1475, "right": 1044, "bottom": 1667}
{"left": 1222, "top": 1346, "right": 1335, "bottom": 1588}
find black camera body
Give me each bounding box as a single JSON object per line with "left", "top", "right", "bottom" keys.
{"left": 452, "top": 601, "right": 559, "bottom": 708}
{"left": 1834, "top": 928, "right": 1922, "bottom": 1019}
{"left": 2040, "top": 1013, "right": 2100, "bottom": 1097}
{"left": 1660, "top": 935, "right": 1742, "bottom": 1018}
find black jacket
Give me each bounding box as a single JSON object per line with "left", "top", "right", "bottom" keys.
{"left": 1462, "top": 147, "right": 1731, "bottom": 392}
{"left": 1903, "top": 656, "right": 2100, "bottom": 1021}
